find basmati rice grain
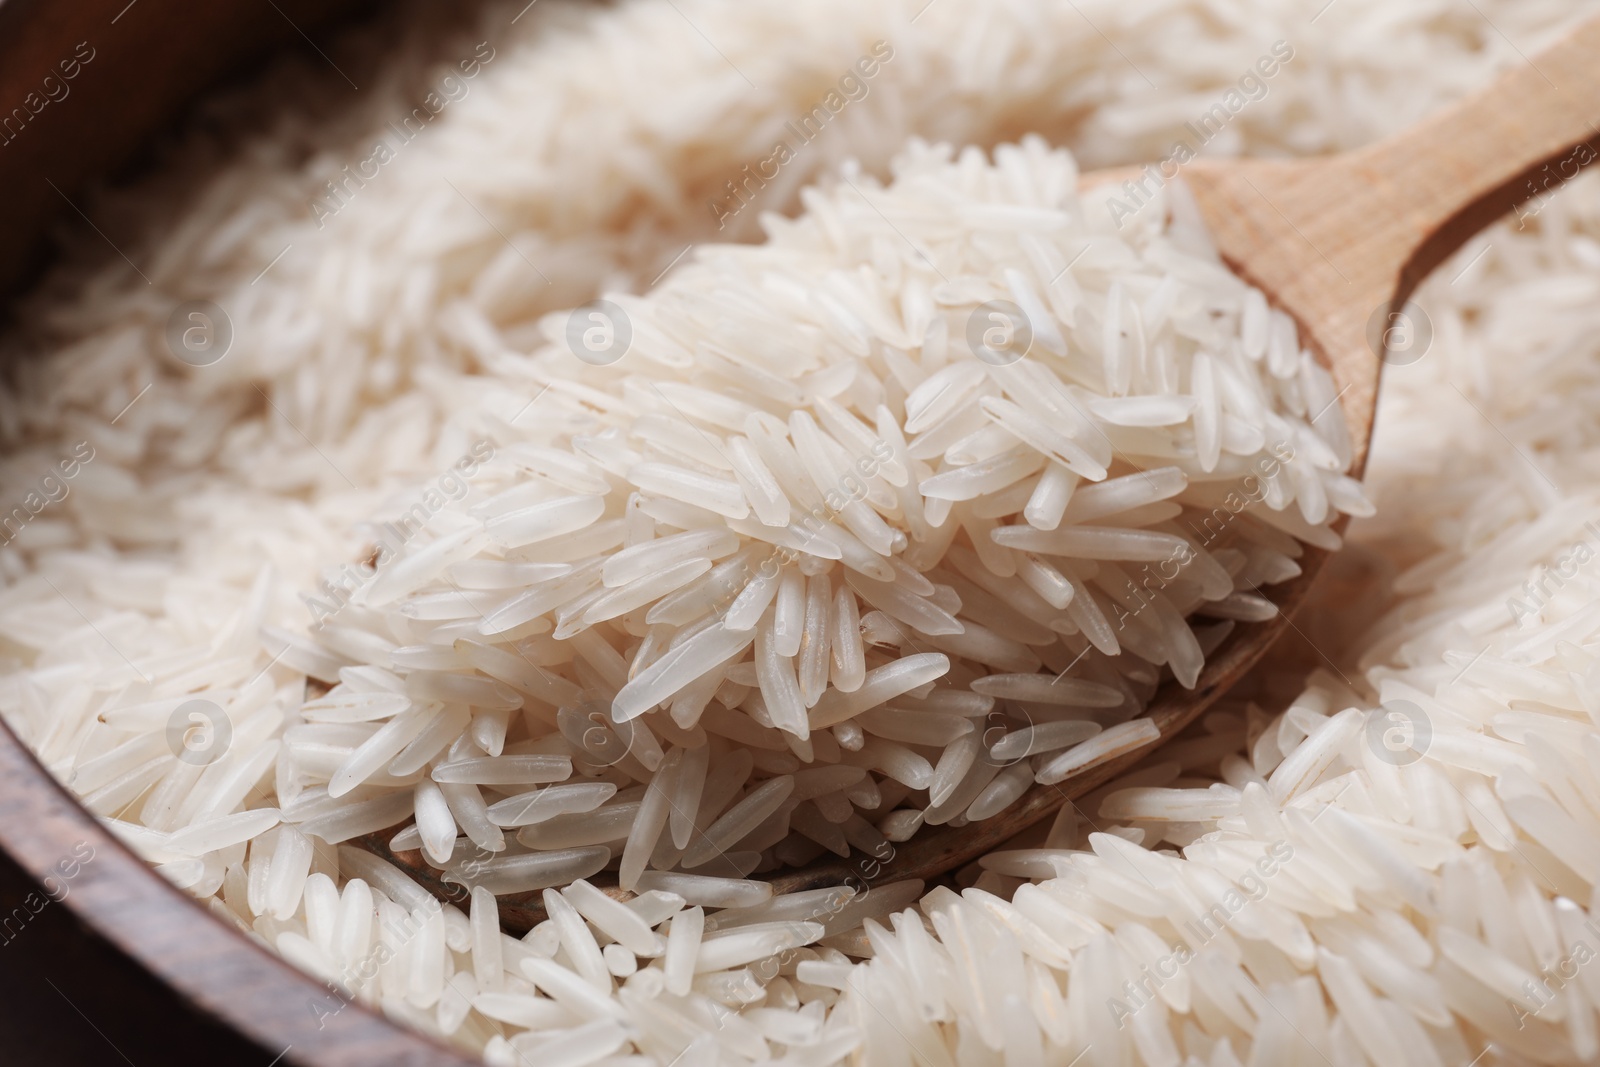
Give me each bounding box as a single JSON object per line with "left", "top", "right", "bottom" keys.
{"left": 7, "top": 0, "right": 1592, "bottom": 1062}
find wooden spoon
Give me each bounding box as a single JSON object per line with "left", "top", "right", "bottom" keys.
{"left": 357, "top": 17, "right": 1600, "bottom": 931}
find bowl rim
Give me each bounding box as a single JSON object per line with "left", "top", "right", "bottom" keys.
{"left": 0, "top": 714, "right": 482, "bottom": 1067}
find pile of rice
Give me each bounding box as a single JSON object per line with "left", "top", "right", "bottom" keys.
{"left": 2, "top": 0, "right": 1599, "bottom": 1064}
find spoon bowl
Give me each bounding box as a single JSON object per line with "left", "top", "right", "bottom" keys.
{"left": 357, "top": 16, "right": 1600, "bottom": 927}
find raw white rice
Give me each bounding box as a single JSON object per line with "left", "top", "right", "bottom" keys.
{"left": 2, "top": 0, "right": 1599, "bottom": 1064}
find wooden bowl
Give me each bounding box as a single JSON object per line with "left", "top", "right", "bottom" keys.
{"left": 0, "top": 2, "right": 478, "bottom": 1063}
{"left": 0, "top": 3, "right": 1368, "bottom": 1060}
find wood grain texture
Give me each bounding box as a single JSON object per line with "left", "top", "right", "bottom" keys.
{"left": 1183, "top": 16, "right": 1600, "bottom": 481}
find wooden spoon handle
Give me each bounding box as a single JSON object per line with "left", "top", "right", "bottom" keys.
{"left": 1186, "top": 17, "right": 1600, "bottom": 478}
{"left": 1352, "top": 16, "right": 1600, "bottom": 302}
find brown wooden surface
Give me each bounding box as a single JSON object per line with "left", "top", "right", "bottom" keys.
{"left": 1182, "top": 16, "right": 1600, "bottom": 480}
